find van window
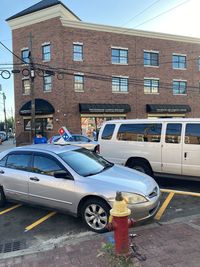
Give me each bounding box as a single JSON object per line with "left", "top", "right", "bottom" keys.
{"left": 117, "top": 123, "right": 162, "bottom": 142}
{"left": 101, "top": 124, "right": 115, "bottom": 140}
{"left": 185, "top": 124, "right": 200, "bottom": 144}
{"left": 165, "top": 123, "right": 182, "bottom": 144}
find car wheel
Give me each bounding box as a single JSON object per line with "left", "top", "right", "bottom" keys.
{"left": 0, "top": 187, "right": 6, "bottom": 207}
{"left": 129, "top": 160, "right": 152, "bottom": 176}
{"left": 81, "top": 198, "right": 111, "bottom": 233}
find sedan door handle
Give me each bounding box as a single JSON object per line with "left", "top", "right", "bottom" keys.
{"left": 184, "top": 152, "right": 187, "bottom": 158}
{"left": 0, "top": 170, "right": 4, "bottom": 174}
{"left": 30, "top": 177, "right": 40, "bottom": 182}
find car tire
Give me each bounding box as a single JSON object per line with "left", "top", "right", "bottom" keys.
{"left": 81, "top": 198, "right": 111, "bottom": 233}
{"left": 0, "top": 187, "right": 6, "bottom": 207}
{"left": 129, "top": 159, "right": 152, "bottom": 176}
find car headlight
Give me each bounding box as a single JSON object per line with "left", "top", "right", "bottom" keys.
{"left": 122, "top": 192, "right": 148, "bottom": 204}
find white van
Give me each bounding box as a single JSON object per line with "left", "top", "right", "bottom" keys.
{"left": 98, "top": 118, "right": 200, "bottom": 181}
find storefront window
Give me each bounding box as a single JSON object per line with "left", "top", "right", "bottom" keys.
{"left": 81, "top": 116, "right": 125, "bottom": 139}
{"left": 24, "top": 117, "right": 53, "bottom": 134}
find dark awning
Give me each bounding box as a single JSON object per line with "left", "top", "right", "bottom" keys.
{"left": 19, "top": 98, "right": 55, "bottom": 116}
{"left": 146, "top": 104, "right": 191, "bottom": 114}
{"left": 79, "top": 103, "right": 131, "bottom": 114}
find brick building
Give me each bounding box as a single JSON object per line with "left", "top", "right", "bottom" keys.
{"left": 6, "top": 0, "right": 200, "bottom": 145}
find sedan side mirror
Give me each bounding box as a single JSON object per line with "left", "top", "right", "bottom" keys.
{"left": 54, "top": 171, "right": 73, "bottom": 180}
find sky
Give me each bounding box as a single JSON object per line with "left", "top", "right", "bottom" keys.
{"left": 0, "top": 0, "right": 200, "bottom": 121}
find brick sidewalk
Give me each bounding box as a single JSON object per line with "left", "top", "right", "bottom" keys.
{"left": 0, "top": 217, "right": 199, "bottom": 267}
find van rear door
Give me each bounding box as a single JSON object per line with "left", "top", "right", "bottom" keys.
{"left": 182, "top": 122, "right": 200, "bottom": 177}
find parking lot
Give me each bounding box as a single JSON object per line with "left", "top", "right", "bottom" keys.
{"left": 0, "top": 140, "right": 200, "bottom": 254}
{"left": 0, "top": 183, "right": 199, "bottom": 253}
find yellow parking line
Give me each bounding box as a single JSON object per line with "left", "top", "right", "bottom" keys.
{"left": 25, "top": 211, "right": 57, "bottom": 232}
{"left": 161, "top": 189, "right": 200, "bottom": 197}
{"left": 155, "top": 192, "right": 175, "bottom": 221}
{"left": 0, "top": 204, "right": 22, "bottom": 215}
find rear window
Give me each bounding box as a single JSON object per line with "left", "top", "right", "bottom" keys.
{"left": 185, "top": 123, "right": 200, "bottom": 144}
{"left": 117, "top": 123, "right": 162, "bottom": 142}
{"left": 101, "top": 124, "right": 115, "bottom": 140}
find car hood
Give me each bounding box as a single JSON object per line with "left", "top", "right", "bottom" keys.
{"left": 88, "top": 165, "right": 158, "bottom": 196}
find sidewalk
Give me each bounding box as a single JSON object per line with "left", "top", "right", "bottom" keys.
{"left": 0, "top": 215, "right": 199, "bottom": 267}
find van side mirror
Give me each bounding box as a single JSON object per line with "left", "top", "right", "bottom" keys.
{"left": 54, "top": 171, "right": 73, "bottom": 180}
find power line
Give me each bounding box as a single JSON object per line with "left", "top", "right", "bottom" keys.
{"left": 121, "top": 0, "right": 162, "bottom": 27}
{"left": 134, "top": 0, "right": 191, "bottom": 29}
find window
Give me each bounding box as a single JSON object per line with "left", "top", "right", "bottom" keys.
{"left": 102, "top": 124, "right": 115, "bottom": 140}
{"left": 0, "top": 155, "right": 7, "bottom": 167}
{"left": 6, "top": 153, "right": 31, "bottom": 171}
{"left": 117, "top": 123, "right": 162, "bottom": 142}
{"left": 198, "top": 57, "right": 200, "bottom": 71}
{"left": 185, "top": 124, "right": 200, "bottom": 144}
{"left": 33, "top": 155, "right": 63, "bottom": 176}
{"left": 173, "top": 80, "right": 187, "bottom": 95}
{"left": 73, "top": 44, "right": 83, "bottom": 61}
{"left": 112, "top": 77, "right": 128, "bottom": 92}
{"left": 74, "top": 74, "right": 84, "bottom": 91}
{"left": 21, "top": 49, "right": 29, "bottom": 64}
{"left": 43, "top": 74, "right": 52, "bottom": 92}
{"left": 42, "top": 44, "right": 51, "bottom": 61}
{"left": 111, "top": 48, "right": 128, "bottom": 64}
{"left": 22, "top": 79, "right": 30, "bottom": 95}
{"left": 144, "top": 51, "right": 159, "bottom": 66}
{"left": 165, "top": 123, "right": 182, "bottom": 144}
{"left": 173, "top": 55, "right": 186, "bottom": 69}
{"left": 144, "top": 79, "right": 159, "bottom": 94}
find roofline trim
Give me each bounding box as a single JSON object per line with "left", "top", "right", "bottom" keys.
{"left": 7, "top": 4, "right": 80, "bottom": 30}
{"left": 60, "top": 19, "right": 200, "bottom": 44}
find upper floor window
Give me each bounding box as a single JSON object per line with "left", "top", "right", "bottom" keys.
{"left": 144, "top": 78, "right": 159, "bottom": 94}
{"left": 112, "top": 77, "right": 128, "bottom": 93}
{"left": 21, "top": 49, "right": 29, "bottom": 64}
{"left": 73, "top": 44, "right": 83, "bottom": 61}
{"left": 111, "top": 48, "right": 128, "bottom": 64}
{"left": 198, "top": 57, "right": 200, "bottom": 71}
{"left": 144, "top": 51, "right": 159, "bottom": 66}
{"left": 42, "top": 44, "right": 51, "bottom": 61}
{"left": 22, "top": 78, "right": 30, "bottom": 95}
{"left": 172, "top": 54, "right": 186, "bottom": 69}
{"left": 74, "top": 74, "right": 84, "bottom": 92}
{"left": 43, "top": 74, "right": 52, "bottom": 92}
{"left": 173, "top": 80, "right": 187, "bottom": 95}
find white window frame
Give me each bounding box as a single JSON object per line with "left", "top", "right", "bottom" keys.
{"left": 112, "top": 75, "right": 129, "bottom": 93}
{"left": 172, "top": 53, "right": 187, "bottom": 70}
{"left": 172, "top": 79, "right": 187, "bottom": 95}
{"left": 111, "top": 46, "right": 128, "bottom": 65}
{"left": 42, "top": 42, "right": 51, "bottom": 62}
{"left": 22, "top": 77, "right": 30, "bottom": 95}
{"left": 144, "top": 77, "right": 160, "bottom": 94}
{"left": 144, "top": 50, "right": 159, "bottom": 68}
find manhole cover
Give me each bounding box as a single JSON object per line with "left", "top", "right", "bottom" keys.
{"left": 0, "top": 240, "right": 26, "bottom": 253}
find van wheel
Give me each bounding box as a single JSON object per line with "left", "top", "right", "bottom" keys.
{"left": 129, "top": 160, "right": 152, "bottom": 176}
{"left": 0, "top": 187, "right": 6, "bottom": 207}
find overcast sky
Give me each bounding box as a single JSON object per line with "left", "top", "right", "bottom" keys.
{"left": 0, "top": 0, "right": 199, "bottom": 120}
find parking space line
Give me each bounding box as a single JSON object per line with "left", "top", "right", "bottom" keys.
{"left": 0, "top": 204, "right": 22, "bottom": 215}
{"left": 161, "top": 189, "right": 200, "bottom": 197}
{"left": 155, "top": 192, "right": 175, "bottom": 221}
{"left": 25, "top": 211, "right": 57, "bottom": 232}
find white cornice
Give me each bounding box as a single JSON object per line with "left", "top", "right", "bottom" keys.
{"left": 7, "top": 4, "right": 79, "bottom": 30}
{"left": 61, "top": 19, "right": 200, "bottom": 44}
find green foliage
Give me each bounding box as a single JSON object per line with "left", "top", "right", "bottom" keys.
{"left": 100, "top": 242, "right": 134, "bottom": 267}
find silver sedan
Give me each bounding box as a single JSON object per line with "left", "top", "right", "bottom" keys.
{"left": 0, "top": 145, "right": 160, "bottom": 233}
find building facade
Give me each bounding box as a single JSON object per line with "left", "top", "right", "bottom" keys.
{"left": 7, "top": 0, "right": 200, "bottom": 145}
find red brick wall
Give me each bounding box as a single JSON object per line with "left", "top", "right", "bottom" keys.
{"left": 12, "top": 16, "right": 200, "bottom": 142}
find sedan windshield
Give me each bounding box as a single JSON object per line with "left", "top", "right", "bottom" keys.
{"left": 58, "top": 148, "right": 113, "bottom": 176}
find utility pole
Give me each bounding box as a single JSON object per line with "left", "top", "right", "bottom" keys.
{"left": 28, "top": 32, "right": 35, "bottom": 142}
{"left": 2, "top": 92, "right": 7, "bottom": 135}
